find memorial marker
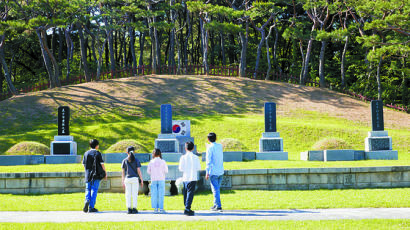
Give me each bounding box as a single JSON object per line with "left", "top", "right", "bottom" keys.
{"left": 58, "top": 106, "right": 70, "bottom": 135}
{"left": 371, "top": 100, "right": 384, "bottom": 131}
{"left": 264, "top": 102, "right": 276, "bottom": 132}
{"left": 161, "top": 104, "right": 172, "bottom": 134}
{"left": 257, "top": 102, "right": 288, "bottom": 160}
{"left": 50, "top": 106, "right": 77, "bottom": 156}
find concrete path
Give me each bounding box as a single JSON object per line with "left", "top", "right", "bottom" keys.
{"left": 0, "top": 208, "right": 409, "bottom": 222}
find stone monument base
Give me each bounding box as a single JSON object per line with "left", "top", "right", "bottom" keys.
{"left": 50, "top": 136, "right": 77, "bottom": 155}
{"left": 45, "top": 155, "right": 82, "bottom": 164}
{"left": 365, "top": 150, "right": 398, "bottom": 160}
{"left": 162, "top": 153, "right": 182, "bottom": 162}
{"left": 155, "top": 134, "right": 179, "bottom": 154}
{"left": 259, "top": 132, "right": 284, "bottom": 152}
{"left": 365, "top": 131, "right": 393, "bottom": 152}
{"left": 301, "top": 150, "right": 365, "bottom": 161}
{"left": 256, "top": 151, "right": 288, "bottom": 160}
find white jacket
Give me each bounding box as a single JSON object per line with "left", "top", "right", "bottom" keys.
{"left": 179, "top": 151, "right": 201, "bottom": 182}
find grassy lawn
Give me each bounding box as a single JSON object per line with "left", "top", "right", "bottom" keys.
{"left": 0, "top": 219, "right": 409, "bottom": 230}
{"left": 0, "top": 111, "right": 409, "bottom": 164}
{"left": 0, "top": 189, "right": 408, "bottom": 211}
{"left": 1, "top": 159, "right": 410, "bottom": 173}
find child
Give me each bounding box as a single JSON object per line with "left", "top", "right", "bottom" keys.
{"left": 122, "top": 146, "right": 143, "bottom": 214}
{"left": 147, "top": 148, "right": 168, "bottom": 213}
{"left": 179, "top": 142, "right": 201, "bottom": 216}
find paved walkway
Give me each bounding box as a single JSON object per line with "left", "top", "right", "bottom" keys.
{"left": 0, "top": 208, "right": 409, "bottom": 222}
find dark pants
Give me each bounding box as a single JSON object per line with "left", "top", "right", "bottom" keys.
{"left": 183, "top": 181, "right": 196, "bottom": 210}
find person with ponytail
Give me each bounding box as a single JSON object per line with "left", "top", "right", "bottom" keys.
{"left": 121, "top": 146, "right": 143, "bottom": 214}
{"left": 147, "top": 148, "right": 168, "bottom": 214}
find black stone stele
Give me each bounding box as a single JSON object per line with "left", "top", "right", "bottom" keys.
{"left": 371, "top": 100, "right": 384, "bottom": 131}
{"left": 58, "top": 106, "right": 70, "bottom": 135}
{"left": 264, "top": 102, "right": 277, "bottom": 132}
{"left": 161, "top": 104, "right": 172, "bottom": 134}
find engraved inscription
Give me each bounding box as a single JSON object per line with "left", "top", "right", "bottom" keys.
{"left": 157, "top": 140, "right": 176, "bottom": 153}
{"left": 262, "top": 139, "right": 281, "bottom": 152}
{"left": 264, "top": 102, "right": 277, "bottom": 132}
{"left": 369, "top": 138, "right": 390, "bottom": 151}
{"left": 371, "top": 100, "right": 384, "bottom": 131}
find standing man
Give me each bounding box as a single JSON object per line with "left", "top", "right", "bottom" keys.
{"left": 83, "top": 139, "right": 107, "bottom": 213}
{"left": 179, "top": 142, "right": 201, "bottom": 216}
{"left": 205, "top": 132, "right": 224, "bottom": 212}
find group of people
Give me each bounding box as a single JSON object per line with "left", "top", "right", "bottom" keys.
{"left": 82, "top": 132, "right": 224, "bottom": 216}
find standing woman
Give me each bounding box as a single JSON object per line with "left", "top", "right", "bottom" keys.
{"left": 122, "top": 146, "right": 144, "bottom": 214}
{"left": 147, "top": 148, "right": 168, "bottom": 213}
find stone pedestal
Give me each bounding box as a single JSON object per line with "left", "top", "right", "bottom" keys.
{"left": 155, "top": 134, "right": 179, "bottom": 153}
{"left": 364, "top": 131, "right": 397, "bottom": 160}
{"left": 50, "top": 136, "right": 77, "bottom": 155}
{"left": 257, "top": 132, "right": 288, "bottom": 160}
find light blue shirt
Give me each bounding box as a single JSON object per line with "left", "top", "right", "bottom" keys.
{"left": 206, "top": 142, "right": 224, "bottom": 176}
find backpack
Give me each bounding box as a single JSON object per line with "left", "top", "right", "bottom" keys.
{"left": 91, "top": 151, "right": 106, "bottom": 180}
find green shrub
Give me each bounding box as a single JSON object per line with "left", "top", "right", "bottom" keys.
{"left": 220, "top": 138, "right": 244, "bottom": 151}
{"left": 105, "top": 139, "right": 148, "bottom": 153}
{"left": 6, "top": 142, "right": 50, "bottom": 155}
{"left": 312, "top": 138, "right": 352, "bottom": 150}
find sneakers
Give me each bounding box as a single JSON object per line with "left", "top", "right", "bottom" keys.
{"left": 88, "top": 207, "right": 98, "bottom": 213}
{"left": 159, "top": 209, "right": 166, "bottom": 214}
{"left": 83, "top": 201, "right": 89, "bottom": 213}
{"left": 184, "top": 209, "right": 195, "bottom": 216}
{"left": 211, "top": 206, "right": 223, "bottom": 212}
{"left": 132, "top": 208, "right": 138, "bottom": 214}
{"left": 127, "top": 208, "right": 133, "bottom": 214}
{"left": 154, "top": 208, "right": 159, "bottom": 214}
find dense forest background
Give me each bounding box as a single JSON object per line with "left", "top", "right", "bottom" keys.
{"left": 0, "top": 0, "right": 408, "bottom": 106}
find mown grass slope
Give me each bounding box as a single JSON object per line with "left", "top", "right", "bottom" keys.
{"left": 0, "top": 75, "right": 408, "bottom": 162}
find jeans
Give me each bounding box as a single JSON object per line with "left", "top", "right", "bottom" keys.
{"left": 151, "top": 180, "right": 165, "bottom": 209}
{"left": 85, "top": 180, "right": 100, "bottom": 209}
{"left": 183, "top": 181, "right": 196, "bottom": 210}
{"left": 124, "top": 177, "right": 139, "bottom": 209}
{"left": 210, "top": 175, "right": 223, "bottom": 208}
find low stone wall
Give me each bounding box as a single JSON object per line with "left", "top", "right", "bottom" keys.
{"left": 0, "top": 166, "right": 409, "bottom": 194}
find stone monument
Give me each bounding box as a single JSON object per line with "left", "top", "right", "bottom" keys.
{"left": 49, "top": 106, "right": 79, "bottom": 163}
{"left": 154, "top": 104, "right": 185, "bottom": 162}
{"left": 364, "top": 100, "right": 398, "bottom": 160}
{"left": 256, "top": 102, "right": 288, "bottom": 160}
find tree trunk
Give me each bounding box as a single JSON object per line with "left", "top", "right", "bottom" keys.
{"left": 168, "top": 0, "right": 176, "bottom": 68}
{"left": 272, "top": 27, "right": 282, "bottom": 73}
{"left": 107, "top": 30, "right": 116, "bottom": 76}
{"left": 155, "top": 29, "right": 161, "bottom": 71}
{"left": 402, "top": 58, "right": 408, "bottom": 106}
{"left": 200, "top": 16, "right": 209, "bottom": 74}
{"left": 129, "top": 26, "right": 137, "bottom": 73}
{"left": 64, "top": 28, "right": 73, "bottom": 80}
{"left": 0, "top": 37, "right": 18, "bottom": 95}
{"left": 139, "top": 32, "right": 145, "bottom": 67}
{"left": 302, "top": 38, "right": 313, "bottom": 85}
{"left": 96, "top": 41, "right": 106, "bottom": 81}
{"left": 319, "top": 40, "right": 326, "bottom": 87}
{"left": 239, "top": 30, "right": 248, "bottom": 78}
{"left": 58, "top": 28, "right": 63, "bottom": 65}
{"left": 184, "top": 8, "right": 191, "bottom": 72}
{"left": 254, "top": 29, "right": 265, "bottom": 79}
{"left": 78, "top": 26, "right": 91, "bottom": 82}
{"left": 36, "top": 29, "right": 57, "bottom": 88}
{"left": 376, "top": 55, "right": 383, "bottom": 100}
{"left": 340, "top": 36, "right": 349, "bottom": 88}
{"left": 299, "top": 40, "right": 305, "bottom": 84}
{"left": 220, "top": 32, "right": 226, "bottom": 66}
